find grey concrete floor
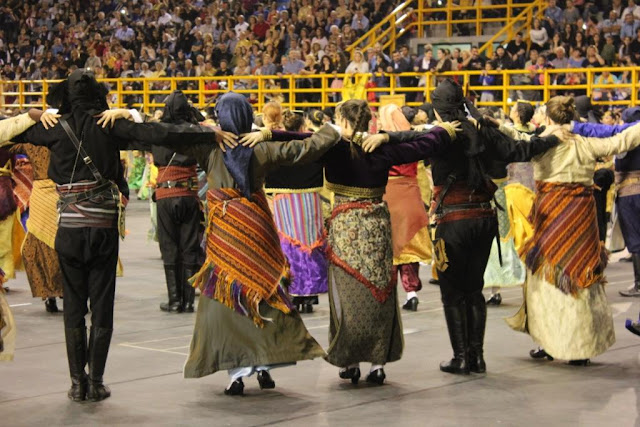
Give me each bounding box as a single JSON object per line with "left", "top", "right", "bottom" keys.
{"left": 1, "top": 199, "right": 640, "bottom": 427}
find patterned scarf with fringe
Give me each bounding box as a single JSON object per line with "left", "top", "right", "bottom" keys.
{"left": 521, "top": 181, "right": 608, "bottom": 295}
{"left": 190, "top": 188, "right": 293, "bottom": 327}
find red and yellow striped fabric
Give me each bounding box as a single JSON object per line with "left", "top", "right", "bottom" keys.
{"left": 521, "top": 181, "right": 608, "bottom": 295}
{"left": 191, "top": 188, "right": 293, "bottom": 327}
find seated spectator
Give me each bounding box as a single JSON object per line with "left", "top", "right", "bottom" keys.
{"left": 345, "top": 50, "right": 369, "bottom": 74}
{"left": 563, "top": 1, "right": 581, "bottom": 25}
{"left": 480, "top": 62, "right": 497, "bottom": 103}
{"left": 530, "top": 18, "right": 549, "bottom": 52}
{"left": 568, "top": 47, "right": 585, "bottom": 68}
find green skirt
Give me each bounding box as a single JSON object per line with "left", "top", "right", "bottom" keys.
{"left": 184, "top": 298, "right": 325, "bottom": 378}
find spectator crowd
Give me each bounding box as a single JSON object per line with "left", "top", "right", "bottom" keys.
{"left": 0, "top": 0, "right": 638, "bottom": 107}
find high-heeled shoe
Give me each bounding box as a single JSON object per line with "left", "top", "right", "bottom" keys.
{"left": 224, "top": 379, "right": 244, "bottom": 396}
{"left": 402, "top": 297, "right": 419, "bottom": 312}
{"left": 486, "top": 293, "right": 502, "bottom": 306}
{"left": 257, "top": 370, "right": 275, "bottom": 389}
{"left": 365, "top": 368, "right": 386, "bottom": 385}
{"left": 529, "top": 347, "right": 554, "bottom": 360}
{"left": 45, "top": 298, "right": 60, "bottom": 313}
{"left": 568, "top": 359, "right": 590, "bottom": 366}
{"left": 339, "top": 367, "right": 361, "bottom": 384}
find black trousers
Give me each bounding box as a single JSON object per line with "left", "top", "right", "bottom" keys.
{"left": 55, "top": 227, "right": 119, "bottom": 329}
{"left": 156, "top": 196, "right": 202, "bottom": 266}
{"left": 435, "top": 216, "right": 497, "bottom": 306}
{"left": 593, "top": 168, "right": 614, "bottom": 242}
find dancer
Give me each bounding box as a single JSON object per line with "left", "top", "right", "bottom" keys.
{"left": 502, "top": 96, "right": 640, "bottom": 364}
{"left": 154, "top": 91, "right": 205, "bottom": 313}
{"left": 247, "top": 98, "right": 461, "bottom": 385}
{"left": 153, "top": 92, "right": 342, "bottom": 396}
{"left": 12, "top": 69, "right": 222, "bottom": 402}
{"left": 569, "top": 107, "right": 640, "bottom": 297}
{"left": 374, "top": 80, "right": 559, "bottom": 375}
{"left": 5, "top": 143, "right": 65, "bottom": 312}
{"left": 0, "top": 110, "right": 58, "bottom": 282}
{"left": 265, "top": 109, "right": 328, "bottom": 313}
{"left": 483, "top": 101, "right": 535, "bottom": 306}
{"left": 0, "top": 109, "right": 58, "bottom": 360}
{"left": 379, "top": 104, "right": 431, "bottom": 311}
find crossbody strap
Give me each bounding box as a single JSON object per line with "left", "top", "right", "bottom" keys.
{"left": 59, "top": 118, "right": 104, "bottom": 183}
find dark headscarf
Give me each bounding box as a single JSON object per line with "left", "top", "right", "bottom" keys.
{"left": 162, "top": 90, "right": 205, "bottom": 125}
{"left": 431, "top": 79, "right": 486, "bottom": 189}
{"left": 622, "top": 107, "right": 640, "bottom": 124}
{"left": 46, "top": 68, "right": 109, "bottom": 115}
{"left": 401, "top": 106, "right": 417, "bottom": 124}
{"left": 215, "top": 92, "right": 255, "bottom": 197}
{"left": 574, "top": 95, "right": 600, "bottom": 123}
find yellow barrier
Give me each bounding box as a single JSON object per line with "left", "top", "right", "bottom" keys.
{"left": 0, "top": 67, "right": 638, "bottom": 114}
{"left": 346, "top": 0, "right": 543, "bottom": 56}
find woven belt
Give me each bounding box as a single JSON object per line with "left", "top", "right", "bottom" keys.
{"left": 156, "top": 178, "right": 198, "bottom": 189}
{"left": 436, "top": 202, "right": 493, "bottom": 217}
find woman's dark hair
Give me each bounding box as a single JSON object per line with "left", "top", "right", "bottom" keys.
{"left": 283, "top": 110, "right": 306, "bottom": 131}
{"left": 338, "top": 99, "right": 371, "bottom": 134}
{"left": 307, "top": 109, "right": 324, "bottom": 127}
{"left": 515, "top": 101, "right": 534, "bottom": 125}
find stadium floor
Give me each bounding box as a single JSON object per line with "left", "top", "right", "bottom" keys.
{"left": 1, "top": 199, "right": 639, "bottom": 426}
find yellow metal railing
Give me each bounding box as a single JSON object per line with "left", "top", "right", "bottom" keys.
{"left": 479, "top": 0, "right": 545, "bottom": 56}
{"left": 1, "top": 68, "right": 638, "bottom": 114}
{"left": 346, "top": 0, "right": 542, "bottom": 56}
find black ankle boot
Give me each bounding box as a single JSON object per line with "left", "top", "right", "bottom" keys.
{"left": 402, "top": 297, "right": 419, "bottom": 311}
{"left": 366, "top": 368, "right": 386, "bottom": 385}
{"left": 257, "top": 370, "right": 276, "bottom": 389}
{"left": 467, "top": 292, "right": 487, "bottom": 373}
{"left": 182, "top": 264, "right": 198, "bottom": 313}
{"left": 224, "top": 379, "right": 244, "bottom": 396}
{"left": 65, "top": 328, "right": 88, "bottom": 402}
{"left": 87, "top": 327, "right": 113, "bottom": 402}
{"left": 160, "top": 265, "right": 183, "bottom": 312}
{"left": 529, "top": 347, "right": 554, "bottom": 360}
{"left": 45, "top": 298, "right": 60, "bottom": 313}
{"left": 440, "top": 304, "right": 470, "bottom": 375}
{"left": 339, "top": 367, "right": 361, "bottom": 384}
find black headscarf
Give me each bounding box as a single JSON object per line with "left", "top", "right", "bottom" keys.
{"left": 162, "top": 90, "right": 205, "bottom": 125}
{"left": 575, "top": 95, "right": 600, "bottom": 123}
{"left": 622, "top": 107, "right": 640, "bottom": 124}
{"left": 215, "top": 92, "right": 255, "bottom": 198}
{"left": 46, "top": 68, "right": 109, "bottom": 115}
{"left": 431, "top": 79, "right": 486, "bottom": 189}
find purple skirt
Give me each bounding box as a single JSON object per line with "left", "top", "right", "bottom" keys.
{"left": 272, "top": 192, "right": 328, "bottom": 296}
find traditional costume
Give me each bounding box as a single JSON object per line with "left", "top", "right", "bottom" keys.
{"left": 386, "top": 80, "right": 559, "bottom": 375}
{"left": 268, "top": 105, "right": 457, "bottom": 384}
{"left": 154, "top": 91, "right": 204, "bottom": 313}
{"left": 264, "top": 138, "right": 328, "bottom": 314}
{"left": 379, "top": 105, "right": 431, "bottom": 311}
{"left": 503, "top": 121, "right": 640, "bottom": 362}
{"left": 13, "top": 69, "right": 217, "bottom": 402}
{"left": 570, "top": 110, "right": 640, "bottom": 297}
{"left": 7, "top": 144, "right": 64, "bottom": 311}
{"left": 162, "top": 93, "right": 334, "bottom": 396}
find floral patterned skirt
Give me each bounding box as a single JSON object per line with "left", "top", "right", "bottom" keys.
{"left": 325, "top": 196, "right": 403, "bottom": 367}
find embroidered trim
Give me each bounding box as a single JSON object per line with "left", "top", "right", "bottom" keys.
{"left": 326, "top": 182, "right": 385, "bottom": 199}
{"left": 265, "top": 186, "right": 324, "bottom": 194}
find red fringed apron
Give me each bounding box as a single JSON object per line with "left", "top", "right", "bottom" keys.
{"left": 521, "top": 181, "right": 608, "bottom": 295}
{"left": 190, "top": 188, "right": 293, "bottom": 327}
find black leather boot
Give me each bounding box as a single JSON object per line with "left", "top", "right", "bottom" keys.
{"left": 45, "top": 298, "right": 60, "bottom": 313}
{"left": 65, "top": 328, "right": 88, "bottom": 402}
{"left": 440, "top": 304, "right": 470, "bottom": 375}
{"left": 182, "top": 264, "right": 198, "bottom": 313}
{"left": 620, "top": 254, "right": 640, "bottom": 297}
{"left": 257, "top": 370, "right": 276, "bottom": 389}
{"left": 466, "top": 292, "right": 487, "bottom": 373}
{"left": 160, "top": 264, "right": 183, "bottom": 312}
{"left": 87, "top": 327, "right": 113, "bottom": 402}
{"left": 339, "top": 367, "right": 361, "bottom": 384}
